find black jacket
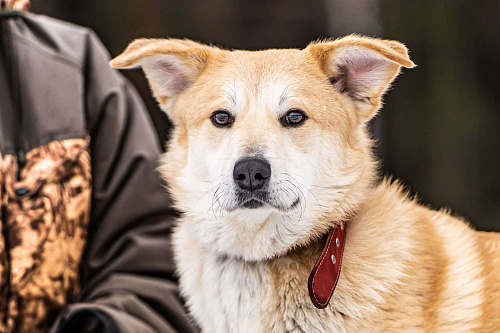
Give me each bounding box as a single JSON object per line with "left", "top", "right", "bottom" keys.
{"left": 0, "top": 11, "right": 197, "bottom": 333}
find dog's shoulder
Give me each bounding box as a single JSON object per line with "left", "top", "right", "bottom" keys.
{"left": 362, "top": 180, "right": 500, "bottom": 331}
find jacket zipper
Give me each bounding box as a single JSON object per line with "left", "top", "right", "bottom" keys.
{"left": 1, "top": 18, "right": 25, "bottom": 179}
{"left": 1, "top": 17, "right": 23, "bottom": 331}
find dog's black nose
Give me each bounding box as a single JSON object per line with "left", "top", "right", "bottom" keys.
{"left": 233, "top": 157, "right": 271, "bottom": 192}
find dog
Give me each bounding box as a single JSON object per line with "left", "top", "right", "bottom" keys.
{"left": 110, "top": 35, "right": 500, "bottom": 332}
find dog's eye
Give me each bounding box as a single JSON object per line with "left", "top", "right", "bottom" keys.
{"left": 280, "top": 109, "right": 307, "bottom": 127}
{"left": 211, "top": 110, "right": 233, "bottom": 127}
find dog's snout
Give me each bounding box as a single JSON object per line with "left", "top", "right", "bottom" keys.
{"left": 233, "top": 157, "right": 271, "bottom": 192}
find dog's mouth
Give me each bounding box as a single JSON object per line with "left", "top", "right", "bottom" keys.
{"left": 241, "top": 198, "right": 265, "bottom": 209}
{"left": 236, "top": 192, "right": 301, "bottom": 212}
{"left": 216, "top": 184, "right": 303, "bottom": 213}
{"left": 237, "top": 191, "right": 268, "bottom": 209}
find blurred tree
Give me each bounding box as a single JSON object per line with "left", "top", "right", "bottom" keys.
{"left": 325, "top": 0, "right": 382, "bottom": 36}
{"left": 378, "top": 0, "right": 500, "bottom": 231}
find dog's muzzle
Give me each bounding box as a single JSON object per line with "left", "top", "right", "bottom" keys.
{"left": 233, "top": 157, "right": 271, "bottom": 208}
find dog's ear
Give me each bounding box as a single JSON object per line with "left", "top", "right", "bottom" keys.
{"left": 110, "top": 38, "right": 216, "bottom": 106}
{"left": 307, "top": 35, "right": 416, "bottom": 122}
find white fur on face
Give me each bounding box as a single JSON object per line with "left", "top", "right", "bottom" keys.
{"left": 165, "top": 54, "right": 363, "bottom": 261}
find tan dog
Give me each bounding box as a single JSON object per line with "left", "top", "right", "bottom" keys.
{"left": 111, "top": 36, "right": 500, "bottom": 332}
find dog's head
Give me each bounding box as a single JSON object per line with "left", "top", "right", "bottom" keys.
{"left": 111, "top": 36, "right": 415, "bottom": 260}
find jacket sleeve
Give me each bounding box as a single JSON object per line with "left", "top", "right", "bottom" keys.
{"left": 50, "top": 30, "right": 198, "bottom": 333}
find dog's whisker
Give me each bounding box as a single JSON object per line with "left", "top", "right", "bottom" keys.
{"left": 201, "top": 181, "right": 227, "bottom": 203}
{"left": 209, "top": 183, "right": 231, "bottom": 219}
{"left": 210, "top": 185, "right": 223, "bottom": 206}
{"left": 306, "top": 188, "right": 320, "bottom": 206}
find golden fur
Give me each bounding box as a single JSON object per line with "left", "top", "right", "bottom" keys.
{"left": 111, "top": 35, "right": 500, "bottom": 332}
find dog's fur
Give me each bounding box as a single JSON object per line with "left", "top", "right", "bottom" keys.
{"left": 111, "top": 36, "right": 500, "bottom": 332}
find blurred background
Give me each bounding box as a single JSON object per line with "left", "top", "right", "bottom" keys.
{"left": 31, "top": 0, "right": 500, "bottom": 232}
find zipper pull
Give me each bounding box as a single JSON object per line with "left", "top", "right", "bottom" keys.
{"left": 16, "top": 149, "right": 25, "bottom": 180}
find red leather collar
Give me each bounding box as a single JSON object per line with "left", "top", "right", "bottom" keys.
{"left": 308, "top": 222, "right": 346, "bottom": 309}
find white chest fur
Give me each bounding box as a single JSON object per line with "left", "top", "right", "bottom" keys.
{"left": 173, "top": 221, "right": 363, "bottom": 333}
{"left": 173, "top": 221, "right": 273, "bottom": 333}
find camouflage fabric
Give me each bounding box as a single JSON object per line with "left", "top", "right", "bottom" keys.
{"left": 0, "top": 138, "right": 91, "bottom": 333}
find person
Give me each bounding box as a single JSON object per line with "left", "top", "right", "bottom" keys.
{"left": 0, "top": 2, "right": 198, "bottom": 332}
